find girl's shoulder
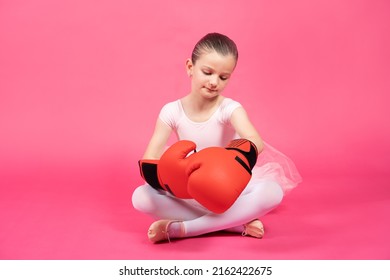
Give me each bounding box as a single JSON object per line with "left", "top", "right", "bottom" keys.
{"left": 218, "top": 97, "right": 243, "bottom": 122}
{"left": 159, "top": 99, "right": 183, "bottom": 127}
{"left": 220, "top": 97, "right": 242, "bottom": 111}
{"left": 160, "top": 99, "right": 182, "bottom": 112}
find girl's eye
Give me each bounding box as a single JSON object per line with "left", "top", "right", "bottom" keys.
{"left": 203, "top": 71, "right": 211, "bottom": 75}
{"left": 220, "top": 76, "right": 228, "bottom": 81}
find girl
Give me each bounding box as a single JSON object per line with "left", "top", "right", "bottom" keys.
{"left": 132, "top": 33, "right": 302, "bottom": 243}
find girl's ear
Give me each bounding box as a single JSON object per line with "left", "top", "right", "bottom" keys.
{"left": 185, "top": 58, "right": 193, "bottom": 77}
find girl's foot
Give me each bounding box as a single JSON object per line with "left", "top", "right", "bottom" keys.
{"left": 242, "top": 219, "right": 264, "bottom": 238}
{"left": 147, "top": 220, "right": 184, "bottom": 243}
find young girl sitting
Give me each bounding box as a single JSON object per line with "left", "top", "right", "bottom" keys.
{"left": 132, "top": 32, "right": 302, "bottom": 243}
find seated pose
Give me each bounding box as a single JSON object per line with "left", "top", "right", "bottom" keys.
{"left": 132, "top": 33, "right": 302, "bottom": 243}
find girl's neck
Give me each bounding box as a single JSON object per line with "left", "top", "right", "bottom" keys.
{"left": 180, "top": 93, "right": 224, "bottom": 122}
{"left": 183, "top": 93, "right": 223, "bottom": 112}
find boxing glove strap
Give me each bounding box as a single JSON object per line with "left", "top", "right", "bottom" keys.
{"left": 234, "top": 156, "right": 252, "bottom": 175}
{"left": 138, "top": 160, "right": 165, "bottom": 191}
{"left": 226, "top": 139, "right": 258, "bottom": 170}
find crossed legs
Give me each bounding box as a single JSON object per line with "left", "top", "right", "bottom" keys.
{"left": 132, "top": 179, "right": 283, "bottom": 242}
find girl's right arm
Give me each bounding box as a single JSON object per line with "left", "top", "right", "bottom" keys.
{"left": 142, "top": 118, "right": 173, "bottom": 159}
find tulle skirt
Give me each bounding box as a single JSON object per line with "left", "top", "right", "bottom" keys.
{"left": 251, "top": 141, "right": 302, "bottom": 195}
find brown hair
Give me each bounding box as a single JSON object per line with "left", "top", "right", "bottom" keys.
{"left": 191, "top": 33, "right": 238, "bottom": 65}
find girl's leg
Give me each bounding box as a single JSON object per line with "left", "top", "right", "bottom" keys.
{"left": 132, "top": 184, "right": 208, "bottom": 220}
{"left": 183, "top": 180, "right": 283, "bottom": 237}
{"left": 134, "top": 181, "right": 283, "bottom": 242}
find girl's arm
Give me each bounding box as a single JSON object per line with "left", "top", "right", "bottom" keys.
{"left": 230, "top": 107, "right": 264, "bottom": 153}
{"left": 142, "top": 118, "right": 173, "bottom": 159}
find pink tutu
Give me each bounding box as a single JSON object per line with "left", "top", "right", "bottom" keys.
{"left": 252, "top": 142, "right": 302, "bottom": 195}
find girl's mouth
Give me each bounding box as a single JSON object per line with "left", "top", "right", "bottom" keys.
{"left": 205, "top": 87, "right": 217, "bottom": 92}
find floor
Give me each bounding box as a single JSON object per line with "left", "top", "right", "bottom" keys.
{"left": 1, "top": 161, "right": 389, "bottom": 260}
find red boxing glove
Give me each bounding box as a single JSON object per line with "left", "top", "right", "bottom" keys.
{"left": 158, "top": 140, "right": 196, "bottom": 198}
{"left": 187, "top": 139, "right": 258, "bottom": 214}
{"left": 138, "top": 140, "right": 196, "bottom": 198}
{"left": 139, "top": 139, "right": 258, "bottom": 213}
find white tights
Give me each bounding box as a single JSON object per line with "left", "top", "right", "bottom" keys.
{"left": 131, "top": 179, "right": 283, "bottom": 237}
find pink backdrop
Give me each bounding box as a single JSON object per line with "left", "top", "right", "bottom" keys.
{"left": 1, "top": 0, "right": 389, "bottom": 178}
{"left": 1, "top": 0, "right": 389, "bottom": 260}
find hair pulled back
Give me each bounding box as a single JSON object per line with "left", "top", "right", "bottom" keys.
{"left": 191, "top": 33, "right": 238, "bottom": 65}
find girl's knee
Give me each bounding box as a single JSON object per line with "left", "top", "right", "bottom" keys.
{"left": 131, "top": 185, "right": 156, "bottom": 213}
{"left": 255, "top": 180, "right": 284, "bottom": 209}
{"left": 267, "top": 181, "right": 284, "bottom": 206}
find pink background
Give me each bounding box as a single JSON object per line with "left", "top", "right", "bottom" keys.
{"left": 1, "top": 0, "right": 389, "bottom": 259}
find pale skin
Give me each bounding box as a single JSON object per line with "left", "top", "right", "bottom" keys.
{"left": 143, "top": 50, "right": 264, "bottom": 159}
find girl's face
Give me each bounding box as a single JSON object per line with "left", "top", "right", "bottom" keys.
{"left": 186, "top": 50, "right": 236, "bottom": 99}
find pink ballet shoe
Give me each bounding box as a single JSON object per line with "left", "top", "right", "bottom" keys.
{"left": 242, "top": 219, "right": 264, "bottom": 239}
{"left": 147, "top": 220, "right": 183, "bottom": 243}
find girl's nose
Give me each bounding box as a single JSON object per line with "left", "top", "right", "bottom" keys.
{"left": 209, "top": 76, "right": 218, "bottom": 88}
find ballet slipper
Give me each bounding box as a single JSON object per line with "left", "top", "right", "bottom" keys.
{"left": 242, "top": 219, "right": 264, "bottom": 239}
{"left": 147, "top": 220, "right": 183, "bottom": 243}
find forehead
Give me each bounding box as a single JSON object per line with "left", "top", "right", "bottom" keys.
{"left": 195, "top": 51, "right": 236, "bottom": 73}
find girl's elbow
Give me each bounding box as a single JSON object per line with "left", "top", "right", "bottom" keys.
{"left": 256, "top": 140, "right": 264, "bottom": 154}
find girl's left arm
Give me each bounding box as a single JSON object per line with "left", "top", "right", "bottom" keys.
{"left": 230, "top": 107, "right": 264, "bottom": 153}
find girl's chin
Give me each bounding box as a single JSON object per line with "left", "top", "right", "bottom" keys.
{"left": 202, "top": 88, "right": 219, "bottom": 96}
{"left": 202, "top": 93, "right": 219, "bottom": 100}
